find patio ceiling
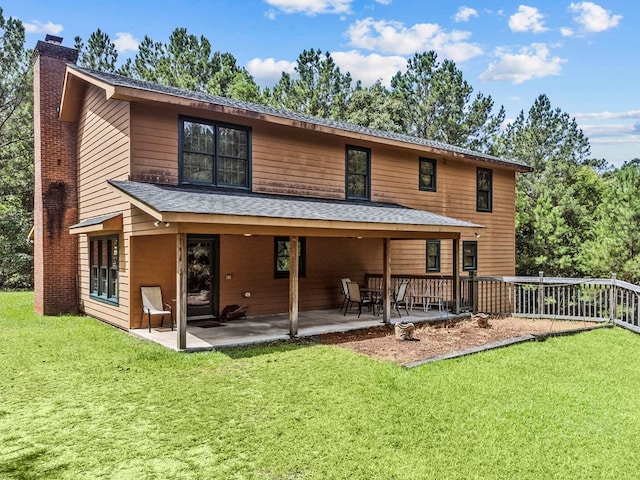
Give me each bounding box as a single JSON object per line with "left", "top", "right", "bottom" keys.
{"left": 109, "top": 180, "right": 483, "bottom": 239}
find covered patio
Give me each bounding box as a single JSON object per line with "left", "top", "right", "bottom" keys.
{"left": 108, "top": 180, "right": 482, "bottom": 351}
{"left": 131, "top": 307, "right": 467, "bottom": 351}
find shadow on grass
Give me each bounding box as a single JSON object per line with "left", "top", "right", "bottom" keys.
{"left": 216, "top": 337, "right": 320, "bottom": 360}
{"left": 0, "top": 447, "right": 68, "bottom": 480}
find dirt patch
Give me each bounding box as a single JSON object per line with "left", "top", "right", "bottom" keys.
{"left": 316, "top": 316, "right": 601, "bottom": 365}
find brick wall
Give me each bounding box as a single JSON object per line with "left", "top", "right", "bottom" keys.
{"left": 33, "top": 40, "right": 79, "bottom": 315}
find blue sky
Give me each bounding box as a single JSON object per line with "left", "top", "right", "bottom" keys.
{"left": 7, "top": 0, "right": 638, "bottom": 166}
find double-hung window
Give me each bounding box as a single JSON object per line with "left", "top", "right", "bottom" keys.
{"left": 426, "top": 240, "right": 441, "bottom": 272}
{"left": 477, "top": 168, "right": 492, "bottom": 212}
{"left": 90, "top": 236, "right": 119, "bottom": 303}
{"left": 463, "top": 241, "right": 478, "bottom": 271}
{"left": 419, "top": 158, "right": 437, "bottom": 191}
{"left": 274, "top": 237, "right": 307, "bottom": 278}
{"left": 180, "top": 117, "right": 250, "bottom": 189}
{"left": 346, "top": 146, "right": 370, "bottom": 200}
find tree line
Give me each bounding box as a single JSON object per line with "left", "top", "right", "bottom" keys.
{"left": 2, "top": 9, "right": 639, "bottom": 288}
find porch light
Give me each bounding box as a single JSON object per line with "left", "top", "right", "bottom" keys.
{"left": 243, "top": 233, "right": 252, "bottom": 237}
{"left": 154, "top": 220, "right": 170, "bottom": 227}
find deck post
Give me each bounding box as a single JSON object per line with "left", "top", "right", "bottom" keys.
{"left": 382, "top": 238, "right": 391, "bottom": 323}
{"left": 176, "top": 233, "right": 187, "bottom": 350}
{"left": 470, "top": 270, "right": 478, "bottom": 314}
{"left": 289, "top": 235, "right": 299, "bottom": 337}
{"left": 538, "top": 271, "right": 544, "bottom": 318}
{"left": 610, "top": 273, "right": 617, "bottom": 322}
{"left": 452, "top": 238, "right": 460, "bottom": 314}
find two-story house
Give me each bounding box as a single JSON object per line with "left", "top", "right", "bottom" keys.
{"left": 33, "top": 36, "right": 531, "bottom": 349}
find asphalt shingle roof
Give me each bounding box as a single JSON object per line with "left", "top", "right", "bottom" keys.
{"left": 109, "top": 180, "right": 482, "bottom": 229}
{"left": 68, "top": 64, "right": 529, "bottom": 171}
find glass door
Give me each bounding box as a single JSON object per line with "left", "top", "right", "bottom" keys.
{"left": 186, "top": 236, "right": 219, "bottom": 319}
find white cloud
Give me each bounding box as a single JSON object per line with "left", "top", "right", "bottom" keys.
{"left": 580, "top": 123, "right": 638, "bottom": 138}
{"left": 560, "top": 27, "right": 574, "bottom": 37}
{"left": 264, "top": 0, "right": 352, "bottom": 15}
{"left": 23, "top": 20, "right": 63, "bottom": 35}
{"left": 331, "top": 50, "right": 406, "bottom": 86}
{"left": 479, "top": 43, "right": 565, "bottom": 84}
{"left": 375, "top": 0, "right": 392, "bottom": 4}
{"left": 246, "top": 51, "right": 406, "bottom": 87}
{"left": 265, "top": 9, "right": 277, "bottom": 20}
{"left": 454, "top": 6, "right": 478, "bottom": 23}
{"left": 569, "top": 2, "right": 622, "bottom": 32}
{"left": 509, "top": 5, "right": 548, "bottom": 33}
{"left": 113, "top": 33, "right": 139, "bottom": 54}
{"left": 346, "top": 17, "right": 482, "bottom": 62}
{"left": 246, "top": 57, "right": 297, "bottom": 85}
{"left": 573, "top": 110, "right": 640, "bottom": 120}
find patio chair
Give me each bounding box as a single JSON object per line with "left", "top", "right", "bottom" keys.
{"left": 393, "top": 280, "right": 410, "bottom": 317}
{"left": 340, "top": 278, "right": 352, "bottom": 312}
{"left": 426, "top": 278, "right": 445, "bottom": 314}
{"left": 141, "top": 286, "right": 174, "bottom": 332}
{"left": 344, "top": 282, "right": 373, "bottom": 318}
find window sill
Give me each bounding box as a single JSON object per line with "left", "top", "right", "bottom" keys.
{"left": 89, "top": 294, "right": 119, "bottom": 307}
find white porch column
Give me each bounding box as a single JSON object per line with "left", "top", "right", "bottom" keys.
{"left": 382, "top": 238, "right": 391, "bottom": 323}
{"left": 289, "top": 235, "right": 299, "bottom": 337}
{"left": 452, "top": 238, "right": 460, "bottom": 314}
{"left": 177, "top": 233, "right": 187, "bottom": 350}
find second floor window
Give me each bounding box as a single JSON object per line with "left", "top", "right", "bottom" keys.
{"left": 346, "top": 146, "right": 370, "bottom": 200}
{"left": 180, "top": 118, "right": 250, "bottom": 189}
{"left": 419, "top": 158, "right": 437, "bottom": 191}
{"left": 477, "top": 168, "right": 492, "bottom": 212}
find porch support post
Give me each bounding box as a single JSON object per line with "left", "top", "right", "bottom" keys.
{"left": 382, "top": 238, "right": 391, "bottom": 323}
{"left": 289, "top": 235, "right": 299, "bottom": 337}
{"left": 452, "top": 238, "right": 460, "bottom": 314}
{"left": 176, "top": 233, "right": 187, "bottom": 350}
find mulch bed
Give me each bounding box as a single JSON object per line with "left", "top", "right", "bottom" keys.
{"left": 315, "top": 316, "right": 608, "bottom": 365}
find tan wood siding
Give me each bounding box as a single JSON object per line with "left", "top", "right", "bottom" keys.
{"left": 76, "top": 84, "right": 131, "bottom": 327}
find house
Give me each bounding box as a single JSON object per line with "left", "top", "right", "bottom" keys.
{"left": 32, "top": 36, "right": 531, "bottom": 349}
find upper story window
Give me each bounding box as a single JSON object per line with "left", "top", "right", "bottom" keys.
{"left": 90, "top": 236, "right": 119, "bottom": 304}
{"left": 346, "top": 145, "right": 370, "bottom": 200}
{"left": 477, "top": 168, "right": 492, "bottom": 212}
{"left": 419, "top": 158, "right": 437, "bottom": 192}
{"left": 180, "top": 117, "right": 251, "bottom": 189}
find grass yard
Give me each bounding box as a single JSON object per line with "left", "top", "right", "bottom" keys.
{"left": 2, "top": 292, "right": 640, "bottom": 479}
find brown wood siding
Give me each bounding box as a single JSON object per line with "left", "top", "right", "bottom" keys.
{"left": 130, "top": 104, "right": 179, "bottom": 184}
{"left": 76, "top": 84, "right": 131, "bottom": 327}
{"left": 130, "top": 235, "right": 177, "bottom": 329}
{"left": 219, "top": 235, "right": 384, "bottom": 315}
{"left": 128, "top": 102, "right": 517, "bottom": 282}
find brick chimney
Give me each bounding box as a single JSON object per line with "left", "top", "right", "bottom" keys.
{"left": 33, "top": 37, "right": 79, "bottom": 315}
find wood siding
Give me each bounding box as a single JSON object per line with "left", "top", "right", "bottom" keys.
{"left": 72, "top": 94, "right": 520, "bottom": 322}
{"left": 76, "top": 84, "right": 131, "bottom": 327}
{"left": 129, "top": 103, "right": 516, "bottom": 278}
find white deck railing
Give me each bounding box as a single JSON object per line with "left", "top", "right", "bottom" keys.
{"left": 468, "top": 272, "right": 640, "bottom": 333}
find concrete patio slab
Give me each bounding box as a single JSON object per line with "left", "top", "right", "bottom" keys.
{"left": 131, "top": 308, "right": 467, "bottom": 351}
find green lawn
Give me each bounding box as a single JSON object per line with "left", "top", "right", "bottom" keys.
{"left": 2, "top": 291, "right": 640, "bottom": 479}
